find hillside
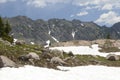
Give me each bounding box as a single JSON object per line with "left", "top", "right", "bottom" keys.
{"left": 1, "top": 38, "right": 120, "bottom": 69}
{"left": 3, "top": 16, "right": 120, "bottom": 44}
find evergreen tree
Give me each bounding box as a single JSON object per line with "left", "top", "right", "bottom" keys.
{"left": 106, "top": 33, "right": 111, "bottom": 39}
{"left": 5, "top": 20, "right": 11, "bottom": 35}
{"left": 0, "top": 17, "right": 5, "bottom": 37}
{"left": 0, "top": 16, "right": 13, "bottom": 43}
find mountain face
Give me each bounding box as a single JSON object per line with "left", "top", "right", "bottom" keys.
{"left": 110, "top": 22, "right": 120, "bottom": 39}
{"left": 4, "top": 16, "right": 120, "bottom": 44}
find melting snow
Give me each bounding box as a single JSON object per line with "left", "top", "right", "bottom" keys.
{"left": 48, "top": 30, "right": 51, "bottom": 35}
{"left": 0, "top": 65, "right": 120, "bottom": 80}
{"left": 44, "top": 40, "right": 50, "bottom": 48}
{"left": 81, "top": 23, "right": 84, "bottom": 27}
{"left": 51, "top": 36, "right": 59, "bottom": 43}
{"left": 13, "top": 38, "right": 17, "bottom": 43}
{"left": 71, "top": 30, "right": 77, "bottom": 39}
{"left": 50, "top": 44, "right": 120, "bottom": 57}
{"left": 13, "top": 38, "right": 18, "bottom": 45}
{"left": 48, "top": 30, "right": 59, "bottom": 42}
{"left": 72, "top": 32, "right": 75, "bottom": 39}
{"left": 30, "top": 42, "right": 35, "bottom": 45}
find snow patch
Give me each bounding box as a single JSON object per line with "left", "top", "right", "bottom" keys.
{"left": 72, "top": 30, "right": 77, "bottom": 39}
{"left": 30, "top": 42, "right": 35, "bottom": 45}
{"left": 13, "top": 38, "right": 18, "bottom": 45}
{"left": 48, "top": 30, "right": 59, "bottom": 43}
{"left": 50, "top": 44, "right": 120, "bottom": 57}
{"left": 13, "top": 38, "right": 17, "bottom": 43}
{"left": 81, "top": 23, "right": 85, "bottom": 27}
{"left": 0, "top": 65, "right": 120, "bottom": 80}
{"left": 44, "top": 40, "right": 50, "bottom": 48}
{"left": 48, "top": 30, "right": 51, "bottom": 35}
{"left": 51, "top": 36, "right": 59, "bottom": 43}
{"left": 72, "top": 32, "right": 75, "bottom": 39}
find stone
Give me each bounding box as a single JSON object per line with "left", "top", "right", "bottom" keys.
{"left": 50, "top": 57, "right": 67, "bottom": 65}
{"left": 106, "top": 54, "right": 119, "bottom": 61}
{"left": 26, "top": 52, "right": 40, "bottom": 60}
{"left": 50, "top": 49, "right": 64, "bottom": 58}
{"left": 0, "top": 55, "right": 16, "bottom": 68}
{"left": 41, "top": 49, "right": 52, "bottom": 59}
{"left": 15, "top": 40, "right": 25, "bottom": 45}
{"left": 28, "top": 59, "right": 34, "bottom": 65}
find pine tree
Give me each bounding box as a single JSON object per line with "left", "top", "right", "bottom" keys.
{"left": 5, "top": 20, "right": 11, "bottom": 35}
{"left": 0, "top": 16, "right": 13, "bottom": 43}
{"left": 0, "top": 16, "right": 5, "bottom": 37}
{"left": 106, "top": 34, "right": 111, "bottom": 39}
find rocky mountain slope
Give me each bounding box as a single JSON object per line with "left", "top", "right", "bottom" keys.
{"left": 4, "top": 16, "right": 120, "bottom": 44}
{"left": 1, "top": 38, "right": 120, "bottom": 69}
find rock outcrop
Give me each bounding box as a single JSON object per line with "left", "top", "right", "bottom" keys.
{"left": 0, "top": 56, "right": 16, "bottom": 68}
{"left": 50, "top": 57, "right": 67, "bottom": 65}
{"left": 3, "top": 16, "right": 109, "bottom": 44}
{"left": 26, "top": 52, "right": 40, "bottom": 60}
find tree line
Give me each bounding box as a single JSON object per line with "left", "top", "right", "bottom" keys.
{"left": 0, "top": 16, "right": 13, "bottom": 43}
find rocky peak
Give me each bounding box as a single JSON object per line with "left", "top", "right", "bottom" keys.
{"left": 3, "top": 16, "right": 120, "bottom": 44}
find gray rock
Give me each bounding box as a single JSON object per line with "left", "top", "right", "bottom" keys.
{"left": 106, "top": 54, "right": 119, "bottom": 61}
{"left": 50, "top": 57, "right": 67, "bottom": 65}
{"left": 50, "top": 49, "right": 64, "bottom": 58}
{"left": 15, "top": 40, "right": 25, "bottom": 45}
{"left": 0, "top": 56, "right": 16, "bottom": 68}
{"left": 28, "top": 59, "right": 34, "bottom": 65}
{"left": 26, "top": 52, "right": 40, "bottom": 60}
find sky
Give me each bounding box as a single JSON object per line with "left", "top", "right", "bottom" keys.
{"left": 0, "top": 0, "right": 120, "bottom": 26}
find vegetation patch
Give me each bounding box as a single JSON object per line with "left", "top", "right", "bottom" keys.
{"left": 0, "top": 17, "right": 13, "bottom": 43}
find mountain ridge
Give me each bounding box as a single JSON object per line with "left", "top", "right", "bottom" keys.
{"left": 3, "top": 16, "right": 120, "bottom": 44}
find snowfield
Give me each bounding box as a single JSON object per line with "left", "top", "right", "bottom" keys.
{"left": 50, "top": 44, "right": 120, "bottom": 57}
{"left": 0, "top": 65, "right": 120, "bottom": 80}
{"left": 1, "top": 45, "right": 120, "bottom": 80}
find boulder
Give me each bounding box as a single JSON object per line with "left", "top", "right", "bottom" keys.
{"left": 50, "top": 57, "right": 67, "bottom": 65}
{"left": 106, "top": 54, "right": 119, "bottom": 61}
{"left": 41, "top": 49, "right": 52, "bottom": 59}
{"left": 0, "top": 55, "right": 16, "bottom": 68}
{"left": 26, "top": 52, "right": 40, "bottom": 60}
{"left": 15, "top": 40, "right": 25, "bottom": 45}
{"left": 50, "top": 49, "right": 64, "bottom": 58}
